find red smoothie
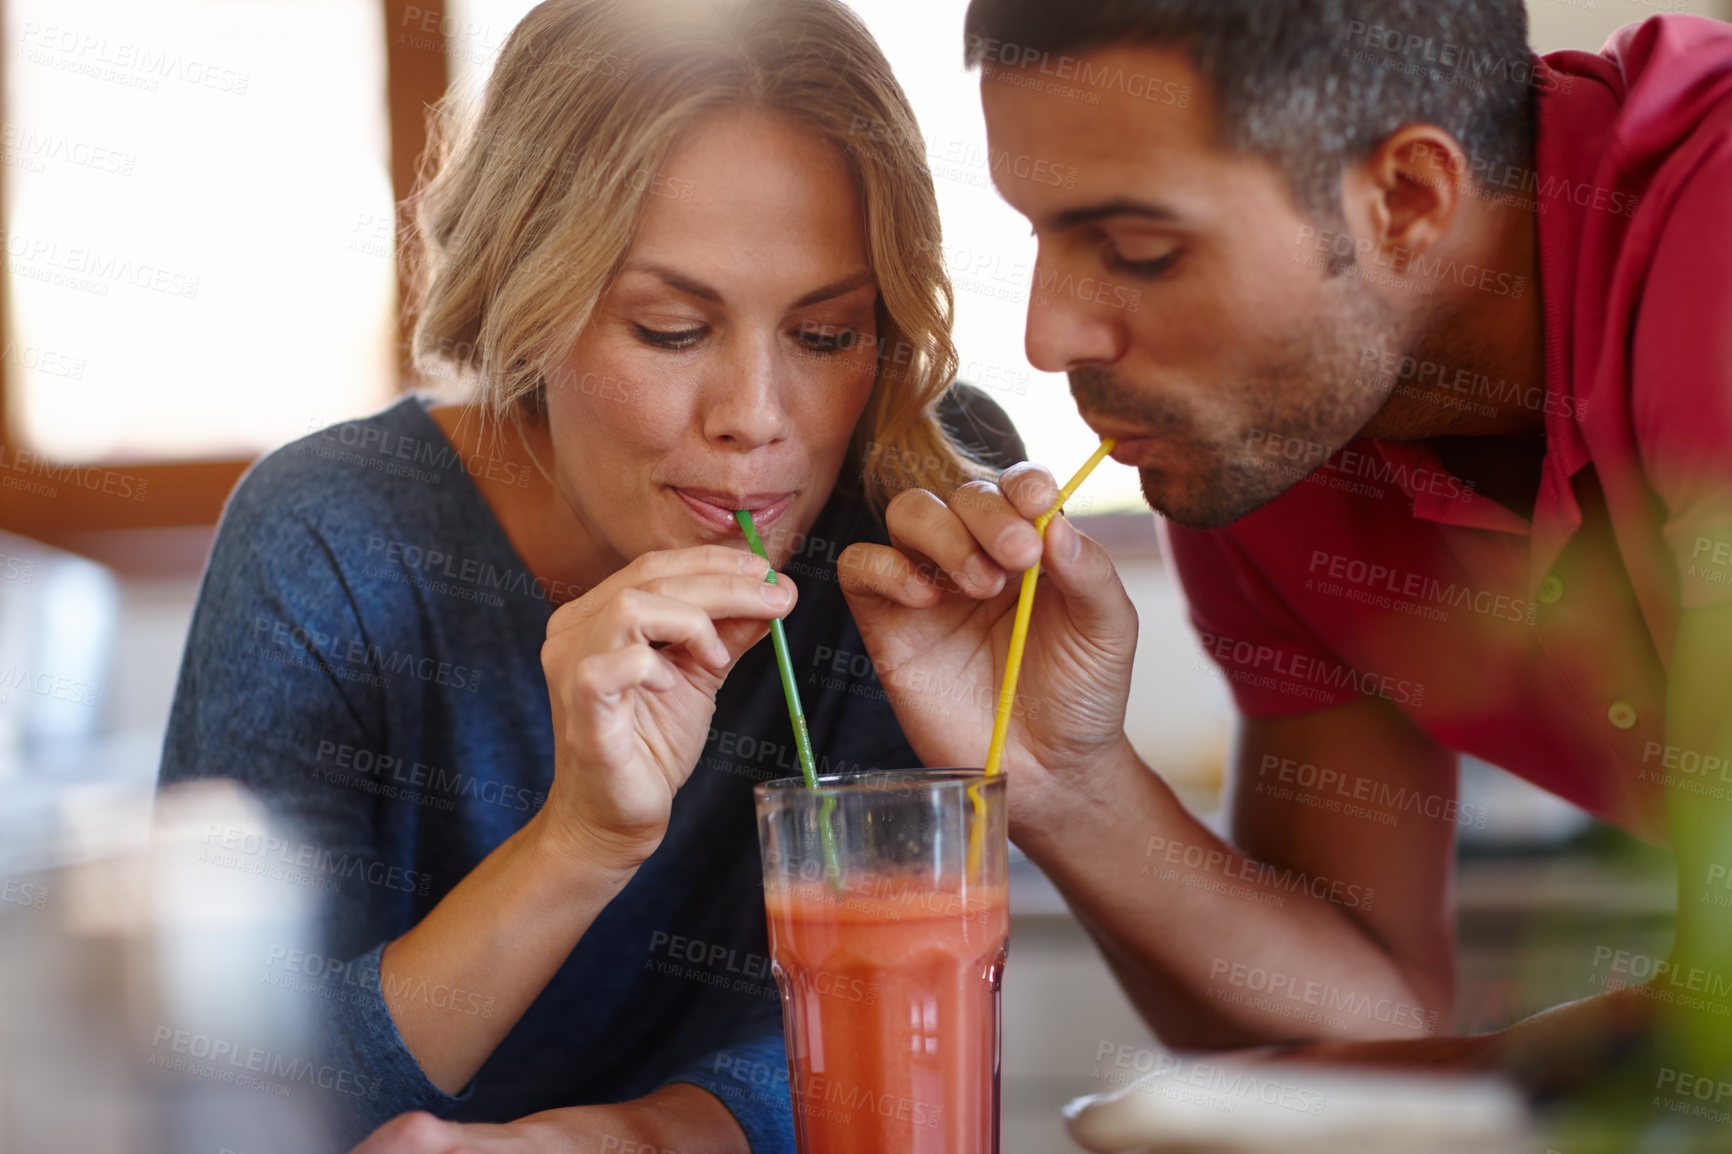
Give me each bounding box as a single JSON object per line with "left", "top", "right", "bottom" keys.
{"left": 764, "top": 877, "right": 1009, "bottom": 1153}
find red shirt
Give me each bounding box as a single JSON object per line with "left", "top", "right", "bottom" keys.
{"left": 1163, "top": 16, "right": 1732, "bottom": 842}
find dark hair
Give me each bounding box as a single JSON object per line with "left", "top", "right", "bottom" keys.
{"left": 962, "top": 0, "right": 1538, "bottom": 218}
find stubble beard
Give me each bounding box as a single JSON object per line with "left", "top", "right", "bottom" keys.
{"left": 1072, "top": 279, "right": 1401, "bottom": 529}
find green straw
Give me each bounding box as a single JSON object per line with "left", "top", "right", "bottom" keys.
{"left": 734, "top": 510, "right": 841, "bottom": 886}
{"left": 735, "top": 510, "right": 818, "bottom": 784}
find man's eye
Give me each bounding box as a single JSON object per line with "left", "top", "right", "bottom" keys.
{"left": 794, "top": 326, "right": 861, "bottom": 354}
{"left": 634, "top": 324, "right": 707, "bottom": 350}
{"left": 1103, "top": 245, "right": 1182, "bottom": 279}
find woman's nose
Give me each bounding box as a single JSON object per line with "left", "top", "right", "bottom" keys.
{"left": 702, "top": 335, "right": 792, "bottom": 449}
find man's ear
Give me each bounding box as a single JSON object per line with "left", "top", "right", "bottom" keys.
{"left": 1340, "top": 124, "right": 1468, "bottom": 262}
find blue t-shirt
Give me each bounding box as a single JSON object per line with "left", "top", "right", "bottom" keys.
{"left": 157, "top": 393, "right": 1024, "bottom": 1150}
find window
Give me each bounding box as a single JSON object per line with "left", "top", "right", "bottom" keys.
{"left": 5, "top": 0, "right": 397, "bottom": 463}
{"left": 0, "top": 0, "right": 447, "bottom": 561}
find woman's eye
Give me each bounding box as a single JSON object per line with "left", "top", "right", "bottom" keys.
{"left": 1103, "top": 244, "right": 1181, "bottom": 279}
{"left": 634, "top": 324, "right": 707, "bottom": 350}
{"left": 793, "top": 325, "right": 861, "bottom": 355}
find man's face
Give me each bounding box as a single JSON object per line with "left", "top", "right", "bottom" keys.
{"left": 981, "top": 45, "right": 1405, "bottom": 528}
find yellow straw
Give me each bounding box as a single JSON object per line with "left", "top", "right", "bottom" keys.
{"left": 968, "top": 439, "right": 1116, "bottom": 886}
{"left": 983, "top": 439, "right": 1116, "bottom": 777}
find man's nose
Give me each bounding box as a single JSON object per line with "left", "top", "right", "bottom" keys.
{"left": 1023, "top": 255, "right": 1127, "bottom": 374}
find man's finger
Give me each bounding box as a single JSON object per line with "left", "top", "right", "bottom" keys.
{"left": 998, "top": 461, "right": 1065, "bottom": 523}
{"left": 1035, "top": 514, "right": 1131, "bottom": 635}
{"left": 883, "top": 488, "right": 1006, "bottom": 597}
{"left": 838, "top": 543, "right": 942, "bottom": 607}
{"left": 949, "top": 476, "right": 1051, "bottom": 574}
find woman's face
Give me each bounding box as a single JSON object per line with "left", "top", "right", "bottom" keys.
{"left": 543, "top": 108, "right": 881, "bottom": 570}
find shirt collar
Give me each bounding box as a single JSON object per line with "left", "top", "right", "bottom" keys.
{"left": 1366, "top": 422, "right": 1586, "bottom": 600}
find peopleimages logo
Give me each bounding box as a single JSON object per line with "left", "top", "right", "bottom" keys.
{"left": 199, "top": 823, "right": 433, "bottom": 897}
{"left": 247, "top": 614, "right": 483, "bottom": 693}
{"left": 1340, "top": 20, "right": 1572, "bottom": 96}
{"left": 0, "top": 664, "right": 100, "bottom": 708}
{"left": 149, "top": 1026, "right": 379, "bottom": 1099}
{"left": 1587, "top": 946, "right": 1732, "bottom": 1017}
{"left": 967, "top": 35, "right": 1193, "bottom": 107}
{"left": 1208, "top": 958, "right": 1442, "bottom": 1035}
{"left": 21, "top": 21, "right": 251, "bottom": 94}
{"left": 303, "top": 420, "right": 533, "bottom": 488}
{"left": 1306, "top": 549, "right": 1537, "bottom": 626}
{"left": 1294, "top": 225, "right": 1526, "bottom": 298}
{"left": 1256, "top": 754, "right": 1489, "bottom": 830}
{"left": 1092, "top": 1042, "right": 1328, "bottom": 1116}
{"left": 0, "top": 444, "right": 148, "bottom": 501}
{"left": 1196, "top": 629, "right": 1426, "bottom": 707}
{"left": 1141, "top": 833, "right": 1377, "bottom": 910}
{"left": 363, "top": 533, "right": 584, "bottom": 604}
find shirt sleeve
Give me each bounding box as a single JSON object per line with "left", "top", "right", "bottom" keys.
{"left": 660, "top": 1018, "right": 795, "bottom": 1154}
{"left": 1159, "top": 515, "right": 1365, "bottom": 718}
{"left": 1631, "top": 142, "right": 1732, "bottom": 610}
{"left": 158, "top": 457, "right": 469, "bottom": 1145}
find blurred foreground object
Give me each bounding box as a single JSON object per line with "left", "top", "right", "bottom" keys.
{"left": 0, "top": 780, "right": 333, "bottom": 1154}
{"left": 1063, "top": 1058, "right": 1533, "bottom": 1154}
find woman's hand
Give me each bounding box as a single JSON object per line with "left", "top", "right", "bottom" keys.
{"left": 378, "top": 547, "right": 793, "bottom": 1094}
{"left": 837, "top": 463, "right": 1139, "bottom": 832}
{"left": 349, "top": 1084, "right": 749, "bottom": 1154}
{"left": 537, "top": 545, "right": 796, "bottom": 872}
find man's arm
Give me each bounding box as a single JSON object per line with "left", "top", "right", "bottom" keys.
{"left": 1020, "top": 694, "right": 1458, "bottom": 1049}
{"left": 841, "top": 465, "right": 1459, "bottom": 1051}
{"left": 1179, "top": 606, "right": 1732, "bottom": 1089}
{"left": 1118, "top": 605, "right": 1732, "bottom": 1087}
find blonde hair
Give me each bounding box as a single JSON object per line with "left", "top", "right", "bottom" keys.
{"left": 407, "top": 0, "right": 993, "bottom": 511}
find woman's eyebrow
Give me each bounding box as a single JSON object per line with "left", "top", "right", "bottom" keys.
{"left": 621, "top": 262, "right": 725, "bottom": 303}
{"left": 618, "top": 264, "right": 875, "bottom": 309}
{"left": 793, "top": 270, "right": 876, "bottom": 308}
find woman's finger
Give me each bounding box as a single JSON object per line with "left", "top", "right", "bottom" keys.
{"left": 547, "top": 546, "right": 774, "bottom": 636}
{"left": 636, "top": 571, "right": 799, "bottom": 624}
{"left": 348, "top": 1111, "right": 456, "bottom": 1154}
{"left": 595, "top": 589, "right": 745, "bottom": 671}
{"left": 623, "top": 544, "right": 774, "bottom": 586}
{"left": 568, "top": 643, "right": 680, "bottom": 703}
{"left": 714, "top": 616, "right": 774, "bottom": 659}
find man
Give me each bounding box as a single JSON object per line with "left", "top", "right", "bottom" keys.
{"left": 838, "top": 0, "right": 1732, "bottom": 1126}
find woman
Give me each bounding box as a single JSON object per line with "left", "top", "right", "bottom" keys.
{"left": 159, "top": 1, "right": 1022, "bottom": 1151}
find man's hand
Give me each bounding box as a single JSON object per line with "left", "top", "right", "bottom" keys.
{"left": 838, "top": 464, "right": 1139, "bottom": 831}
{"left": 349, "top": 1083, "right": 748, "bottom": 1154}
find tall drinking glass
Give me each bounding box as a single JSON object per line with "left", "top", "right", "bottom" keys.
{"left": 755, "top": 770, "right": 1009, "bottom": 1154}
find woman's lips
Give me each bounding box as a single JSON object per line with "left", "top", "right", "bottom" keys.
{"left": 672, "top": 487, "right": 796, "bottom": 533}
